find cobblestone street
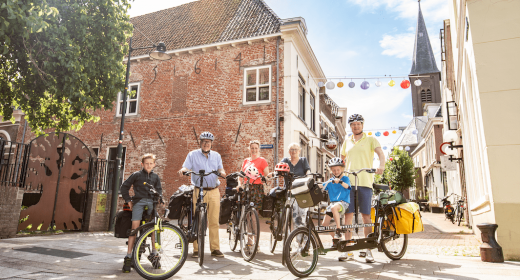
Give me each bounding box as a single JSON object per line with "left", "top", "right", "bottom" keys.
{"left": 0, "top": 212, "right": 515, "bottom": 280}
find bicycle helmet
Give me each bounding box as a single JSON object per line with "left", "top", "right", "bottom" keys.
{"left": 274, "top": 162, "right": 290, "bottom": 173}
{"left": 348, "top": 114, "right": 364, "bottom": 124}
{"left": 245, "top": 166, "right": 260, "bottom": 180}
{"left": 328, "top": 157, "right": 345, "bottom": 167}
{"left": 199, "top": 131, "right": 214, "bottom": 141}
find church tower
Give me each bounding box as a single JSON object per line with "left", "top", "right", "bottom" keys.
{"left": 409, "top": 0, "right": 441, "bottom": 117}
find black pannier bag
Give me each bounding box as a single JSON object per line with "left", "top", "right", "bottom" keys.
{"left": 168, "top": 185, "right": 194, "bottom": 219}
{"left": 292, "top": 178, "right": 326, "bottom": 208}
{"left": 114, "top": 210, "right": 133, "bottom": 238}
{"left": 262, "top": 195, "right": 275, "bottom": 217}
{"left": 219, "top": 195, "right": 232, "bottom": 225}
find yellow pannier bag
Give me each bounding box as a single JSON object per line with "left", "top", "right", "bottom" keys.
{"left": 393, "top": 202, "right": 424, "bottom": 234}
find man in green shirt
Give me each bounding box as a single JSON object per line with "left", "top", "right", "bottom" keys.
{"left": 339, "top": 114, "right": 385, "bottom": 263}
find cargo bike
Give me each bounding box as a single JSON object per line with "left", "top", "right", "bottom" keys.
{"left": 283, "top": 168, "right": 411, "bottom": 278}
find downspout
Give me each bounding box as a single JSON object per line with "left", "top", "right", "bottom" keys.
{"left": 275, "top": 37, "right": 280, "bottom": 165}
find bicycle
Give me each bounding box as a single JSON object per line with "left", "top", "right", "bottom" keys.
{"left": 226, "top": 171, "right": 262, "bottom": 261}
{"left": 283, "top": 168, "right": 408, "bottom": 278}
{"left": 454, "top": 195, "right": 465, "bottom": 226}
{"left": 179, "top": 169, "right": 224, "bottom": 266}
{"left": 128, "top": 184, "right": 188, "bottom": 280}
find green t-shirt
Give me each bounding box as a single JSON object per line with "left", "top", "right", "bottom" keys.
{"left": 341, "top": 133, "right": 381, "bottom": 188}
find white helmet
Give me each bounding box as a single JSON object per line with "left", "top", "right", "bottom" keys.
{"left": 245, "top": 166, "right": 260, "bottom": 180}
{"left": 199, "top": 131, "right": 214, "bottom": 141}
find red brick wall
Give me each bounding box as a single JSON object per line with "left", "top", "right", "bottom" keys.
{"left": 63, "top": 38, "right": 285, "bottom": 200}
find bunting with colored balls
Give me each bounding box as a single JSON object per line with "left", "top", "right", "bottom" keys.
{"left": 314, "top": 76, "right": 427, "bottom": 91}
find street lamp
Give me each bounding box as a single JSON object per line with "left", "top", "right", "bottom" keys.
{"left": 108, "top": 38, "right": 172, "bottom": 231}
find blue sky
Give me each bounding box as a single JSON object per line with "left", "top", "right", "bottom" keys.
{"left": 127, "top": 0, "right": 447, "bottom": 159}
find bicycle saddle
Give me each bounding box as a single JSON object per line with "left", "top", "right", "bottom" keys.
{"left": 372, "top": 183, "right": 389, "bottom": 191}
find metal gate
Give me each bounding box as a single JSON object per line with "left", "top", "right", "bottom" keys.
{"left": 18, "top": 133, "right": 94, "bottom": 231}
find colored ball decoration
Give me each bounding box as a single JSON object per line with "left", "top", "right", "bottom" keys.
{"left": 405, "top": 146, "right": 410, "bottom": 151}
{"left": 389, "top": 157, "right": 393, "bottom": 161}
{"left": 383, "top": 131, "right": 390, "bottom": 136}
{"left": 318, "top": 81, "right": 325, "bottom": 87}
{"left": 412, "top": 129, "right": 418, "bottom": 135}
{"left": 399, "top": 146, "right": 403, "bottom": 150}
{"left": 392, "top": 130, "right": 397, "bottom": 134}
{"left": 388, "top": 80, "right": 395, "bottom": 87}
{"left": 368, "top": 132, "right": 373, "bottom": 136}
{"left": 326, "top": 81, "right": 335, "bottom": 89}
{"left": 361, "top": 81, "right": 370, "bottom": 90}
{"left": 375, "top": 131, "right": 381, "bottom": 137}
{"left": 337, "top": 81, "right": 344, "bottom": 88}
{"left": 400, "top": 80, "right": 411, "bottom": 89}
{"left": 383, "top": 146, "right": 387, "bottom": 150}
{"left": 414, "top": 79, "right": 422, "bottom": 86}
{"left": 348, "top": 81, "right": 355, "bottom": 88}
{"left": 375, "top": 80, "right": 382, "bottom": 87}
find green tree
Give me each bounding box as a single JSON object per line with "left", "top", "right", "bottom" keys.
{"left": 0, "top": 0, "right": 133, "bottom": 134}
{"left": 375, "top": 148, "right": 417, "bottom": 192}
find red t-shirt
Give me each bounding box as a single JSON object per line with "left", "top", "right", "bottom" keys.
{"left": 241, "top": 157, "right": 268, "bottom": 184}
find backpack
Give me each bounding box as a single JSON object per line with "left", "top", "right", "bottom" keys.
{"left": 219, "top": 195, "right": 233, "bottom": 225}
{"left": 379, "top": 190, "right": 407, "bottom": 205}
{"left": 388, "top": 202, "right": 424, "bottom": 234}
{"left": 168, "top": 185, "right": 193, "bottom": 220}
{"left": 114, "top": 210, "right": 133, "bottom": 238}
{"left": 261, "top": 195, "right": 275, "bottom": 218}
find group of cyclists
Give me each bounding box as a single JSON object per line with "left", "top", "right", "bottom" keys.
{"left": 119, "top": 113, "right": 387, "bottom": 275}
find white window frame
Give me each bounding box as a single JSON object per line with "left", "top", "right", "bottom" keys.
{"left": 310, "top": 91, "right": 316, "bottom": 132}
{"left": 243, "top": 65, "right": 272, "bottom": 104}
{"left": 116, "top": 82, "right": 140, "bottom": 116}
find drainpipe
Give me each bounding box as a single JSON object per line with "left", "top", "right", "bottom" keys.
{"left": 275, "top": 37, "right": 280, "bottom": 165}
{"left": 14, "top": 117, "right": 28, "bottom": 186}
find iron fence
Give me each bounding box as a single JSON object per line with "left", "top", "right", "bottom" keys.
{"left": 87, "top": 158, "right": 117, "bottom": 192}
{"left": 0, "top": 140, "right": 30, "bottom": 188}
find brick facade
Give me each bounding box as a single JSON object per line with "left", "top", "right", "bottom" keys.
{"left": 0, "top": 185, "right": 24, "bottom": 238}
{"left": 71, "top": 39, "right": 285, "bottom": 200}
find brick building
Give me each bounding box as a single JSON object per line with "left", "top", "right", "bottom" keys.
{"left": 5, "top": 0, "right": 345, "bottom": 200}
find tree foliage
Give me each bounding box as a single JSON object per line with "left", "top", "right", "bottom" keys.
{"left": 0, "top": 0, "right": 133, "bottom": 134}
{"left": 375, "top": 148, "right": 417, "bottom": 192}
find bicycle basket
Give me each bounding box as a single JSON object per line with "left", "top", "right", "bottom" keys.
{"left": 292, "top": 178, "right": 325, "bottom": 208}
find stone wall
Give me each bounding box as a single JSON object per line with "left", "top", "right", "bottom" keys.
{"left": 0, "top": 186, "right": 24, "bottom": 238}
{"left": 83, "top": 192, "right": 112, "bottom": 232}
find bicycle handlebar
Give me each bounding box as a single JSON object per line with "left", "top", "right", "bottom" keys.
{"left": 182, "top": 169, "right": 225, "bottom": 179}
{"left": 345, "top": 168, "right": 376, "bottom": 176}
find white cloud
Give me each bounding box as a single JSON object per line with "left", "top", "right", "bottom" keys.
{"left": 347, "top": 0, "right": 448, "bottom": 23}
{"left": 379, "top": 33, "right": 415, "bottom": 59}
{"left": 402, "top": 113, "right": 413, "bottom": 119}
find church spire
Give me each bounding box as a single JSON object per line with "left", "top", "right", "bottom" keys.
{"left": 410, "top": 0, "right": 440, "bottom": 76}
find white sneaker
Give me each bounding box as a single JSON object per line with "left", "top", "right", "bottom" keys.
{"left": 338, "top": 252, "right": 354, "bottom": 261}
{"left": 365, "top": 249, "right": 374, "bottom": 263}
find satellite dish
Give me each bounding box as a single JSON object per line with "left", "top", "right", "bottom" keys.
{"left": 324, "top": 139, "right": 338, "bottom": 152}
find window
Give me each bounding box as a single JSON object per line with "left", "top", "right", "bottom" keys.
{"left": 117, "top": 83, "right": 140, "bottom": 116}
{"left": 244, "top": 66, "right": 271, "bottom": 104}
{"left": 92, "top": 148, "right": 99, "bottom": 157}
{"left": 107, "top": 147, "right": 126, "bottom": 190}
{"left": 310, "top": 91, "right": 316, "bottom": 132}
{"left": 298, "top": 77, "right": 306, "bottom": 120}
{"left": 300, "top": 136, "right": 309, "bottom": 163}
{"left": 317, "top": 151, "right": 323, "bottom": 176}
{"left": 421, "top": 89, "right": 432, "bottom": 103}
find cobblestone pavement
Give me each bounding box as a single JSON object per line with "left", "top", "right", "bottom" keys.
{"left": 0, "top": 212, "right": 502, "bottom": 279}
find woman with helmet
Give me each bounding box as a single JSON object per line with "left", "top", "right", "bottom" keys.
{"left": 238, "top": 140, "right": 271, "bottom": 212}
{"left": 178, "top": 131, "right": 227, "bottom": 258}
{"left": 339, "top": 114, "right": 385, "bottom": 263}
{"left": 274, "top": 142, "right": 311, "bottom": 229}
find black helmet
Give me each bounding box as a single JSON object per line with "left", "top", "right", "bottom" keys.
{"left": 348, "top": 114, "right": 364, "bottom": 124}
{"left": 199, "top": 132, "right": 214, "bottom": 141}
{"left": 328, "top": 157, "right": 345, "bottom": 167}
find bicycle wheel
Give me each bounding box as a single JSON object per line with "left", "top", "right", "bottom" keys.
{"left": 269, "top": 212, "right": 281, "bottom": 253}
{"left": 240, "top": 208, "right": 260, "bottom": 262}
{"left": 283, "top": 227, "right": 318, "bottom": 278}
{"left": 380, "top": 217, "right": 408, "bottom": 260}
{"left": 458, "top": 208, "right": 464, "bottom": 226}
{"left": 228, "top": 211, "right": 239, "bottom": 251}
{"left": 133, "top": 224, "right": 188, "bottom": 280}
{"left": 198, "top": 210, "right": 207, "bottom": 266}
{"left": 281, "top": 207, "right": 292, "bottom": 266}
{"left": 178, "top": 207, "right": 189, "bottom": 235}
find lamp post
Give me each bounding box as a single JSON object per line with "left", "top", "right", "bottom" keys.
{"left": 108, "top": 38, "right": 171, "bottom": 231}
